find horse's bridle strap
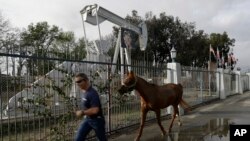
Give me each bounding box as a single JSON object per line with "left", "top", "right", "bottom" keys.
{"left": 123, "top": 77, "right": 137, "bottom": 89}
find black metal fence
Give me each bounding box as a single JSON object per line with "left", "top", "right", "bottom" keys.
{"left": 0, "top": 51, "right": 248, "bottom": 141}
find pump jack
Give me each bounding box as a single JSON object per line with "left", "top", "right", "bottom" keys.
{"left": 80, "top": 4, "right": 148, "bottom": 81}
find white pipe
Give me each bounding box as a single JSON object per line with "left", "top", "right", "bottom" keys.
{"left": 120, "top": 47, "right": 124, "bottom": 83}
{"left": 81, "top": 14, "right": 89, "bottom": 60}
{"left": 95, "top": 7, "right": 103, "bottom": 54}
{"left": 111, "top": 29, "right": 121, "bottom": 74}
{"left": 124, "top": 48, "right": 131, "bottom": 72}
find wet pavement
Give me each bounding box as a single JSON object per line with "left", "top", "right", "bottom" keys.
{"left": 109, "top": 92, "right": 250, "bottom": 141}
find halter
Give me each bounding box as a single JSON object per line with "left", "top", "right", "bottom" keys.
{"left": 123, "top": 76, "right": 137, "bottom": 90}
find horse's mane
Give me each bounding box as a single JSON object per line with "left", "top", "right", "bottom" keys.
{"left": 137, "top": 76, "right": 157, "bottom": 87}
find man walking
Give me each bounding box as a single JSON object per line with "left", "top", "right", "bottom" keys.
{"left": 74, "top": 73, "right": 107, "bottom": 141}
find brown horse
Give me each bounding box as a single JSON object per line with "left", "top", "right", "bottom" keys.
{"left": 118, "top": 71, "right": 190, "bottom": 141}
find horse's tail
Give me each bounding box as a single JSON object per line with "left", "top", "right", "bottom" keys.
{"left": 178, "top": 83, "right": 183, "bottom": 94}
{"left": 177, "top": 84, "right": 191, "bottom": 112}
{"left": 179, "top": 98, "right": 192, "bottom": 112}
{"left": 178, "top": 83, "right": 183, "bottom": 88}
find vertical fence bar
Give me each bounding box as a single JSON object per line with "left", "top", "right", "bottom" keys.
{"left": 200, "top": 71, "right": 203, "bottom": 102}
{"left": 0, "top": 72, "right": 2, "bottom": 141}
{"left": 107, "top": 63, "right": 111, "bottom": 133}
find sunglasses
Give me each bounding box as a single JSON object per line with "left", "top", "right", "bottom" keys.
{"left": 75, "top": 79, "right": 85, "bottom": 84}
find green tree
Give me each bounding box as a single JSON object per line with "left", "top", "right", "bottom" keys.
{"left": 183, "top": 30, "right": 210, "bottom": 67}
{"left": 71, "top": 37, "right": 87, "bottom": 60}
{"left": 2, "top": 30, "right": 21, "bottom": 75}
{"left": 145, "top": 12, "right": 197, "bottom": 64}
{"left": 51, "top": 31, "right": 76, "bottom": 59}
{"left": 20, "top": 21, "right": 84, "bottom": 75}
{"left": 51, "top": 31, "right": 87, "bottom": 61}
{"left": 0, "top": 12, "right": 24, "bottom": 75}
{"left": 0, "top": 11, "right": 10, "bottom": 50}
{"left": 20, "top": 22, "right": 60, "bottom": 75}
{"left": 146, "top": 13, "right": 176, "bottom": 63}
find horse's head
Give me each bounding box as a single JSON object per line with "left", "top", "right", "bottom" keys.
{"left": 118, "top": 71, "right": 137, "bottom": 95}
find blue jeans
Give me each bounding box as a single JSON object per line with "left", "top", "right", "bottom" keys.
{"left": 75, "top": 117, "right": 107, "bottom": 141}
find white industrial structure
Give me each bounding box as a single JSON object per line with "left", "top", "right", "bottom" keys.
{"left": 80, "top": 4, "right": 148, "bottom": 80}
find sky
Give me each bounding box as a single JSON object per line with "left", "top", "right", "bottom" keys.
{"left": 1, "top": 0, "right": 250, "bottom": 71}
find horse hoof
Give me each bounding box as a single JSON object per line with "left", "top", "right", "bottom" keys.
{"left": 178, "top": 122, "right": 182, "bottom": 126}
{"left": 161, "top": 131, "right": 167, "bottom": 136}
{"left": 134, "top": 137, "right": 140, "bottom": 141}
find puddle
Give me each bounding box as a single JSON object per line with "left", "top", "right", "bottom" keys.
{"left": 146, "top": 118, "right": 232, "bottom": 141}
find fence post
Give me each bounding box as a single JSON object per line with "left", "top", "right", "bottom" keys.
{"left": 217, "top": 68, "right": 226, "bottom": 99}
{"left": 235, "top": 70, "right": 243, "bottom": 94}
{"left": 246, "top": 73, "right": 250, "bottom": 91}
{"left": 166, "top": 63, "right": 181, "bottom": 84}
{"left": 166, "top": 62, "right": 183, "bottom": 115}
{"left": 107, "top": 64, "right": 112, "bottom": 133}
{"left": 224, "top": 69, "right": 231, "bottom": 97}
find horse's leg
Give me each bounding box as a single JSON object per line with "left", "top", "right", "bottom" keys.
{"left": 155, "top": 109, "right": 166, "bottom": 136}
{"left": 168, "top": 105, "right": 177, "bottom": 133}
{"left": 176, "top": 105, "right": 182, "bottom": 126}
{"left": 135, "top": 107, "right": 148, "bottom": 141}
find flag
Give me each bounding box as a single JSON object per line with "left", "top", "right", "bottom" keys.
{"left": 222, "top": 53, "right": 225, "bottom": 66}
{"left": 209, "top": 44, "right": 216, "bottom": 71}
{"left": 210, "top": 45, "right": 215, "bottom": 56}
{"left": 152, "top": 58, "right": 155, "bottom": 66}
{"left": 209, "top": 45, "right": 217, "bottom": 63}
{"left": 232, "top": 54, "right": 236, "bottom": 63}
{"left": 228, "top": 53, "right": 231, "bottom": 65}
{"left": 216, "top": 47, "right": 220, "bottom": 60}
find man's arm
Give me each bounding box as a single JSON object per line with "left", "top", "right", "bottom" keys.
{"left": 75, "top": 107, "right": 99, "bottom": 118}
{"left": 83, "top": 107, "right": 100, "bottom": 116}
